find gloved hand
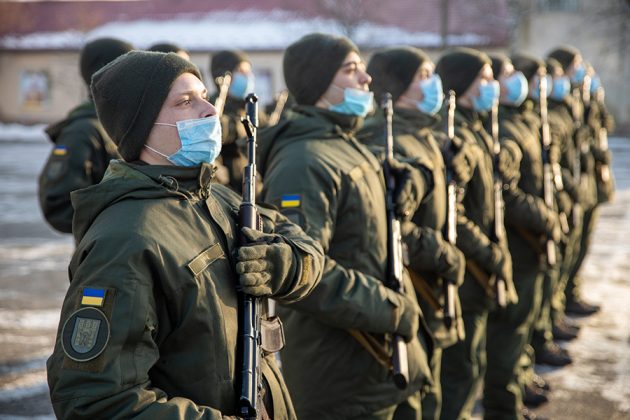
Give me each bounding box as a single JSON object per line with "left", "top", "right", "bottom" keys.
{"left": 591, "top": 147, "right": 612, "bottom": 165}
{"left": 556, "top": 190, "right": 573, "bottom": 215}
{"left": 388, "top": 159, "right": 426, "bottom": 221}
{"left": 391, "top": 291, "right": 421, "bottom": 343}
{"left": 444, "top": 137, "right": 477, "bottom": 185}
{"left": 236, "top": 227, "right": 297, "bottom": 297}
{"left": 545, "top": 210, "right": 563, "bottom": 243}
{"left": 497, "top": 140, "right": 522, "bottom": 185}
{"left": 490, "top": 242, "right": 513, "bottom": 287}
{"left": 580, "top": 151, "right": 595, "bottom": 174}
{"left": 439, "top": 240, "right": 466, "bottom": 287}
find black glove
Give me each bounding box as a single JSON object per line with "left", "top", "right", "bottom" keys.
{"left": 497, "top": 140, "right": 523, "bottom": 185}
{"left": 545, "top": 210, "right": 563, "bottom": 243}
{"left": 490, "top": 243, "right": 513, "bottom": 287}
{"left": 391, "top": 291, "right": 421, "bottom": 343}
{"left": 444, "top": 137, "right": 477, "bottom": 185}
{"left": 235, "top": 227, "right": 297, "bottom": 297}
{"left": 591, "top": 147, "right": 612, "bottom": 165}
{"left": 388, "top": 159, "right": 427, "bottom": 221}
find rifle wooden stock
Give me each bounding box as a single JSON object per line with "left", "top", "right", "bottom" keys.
{"left": 465, "top": 259, "right": 495, "bottom": 297}
{"left": 348, "top": 330, "right": 391, "bottom": 368}
{"left": 407, "top": 269, "right": 441, "bottom": 312}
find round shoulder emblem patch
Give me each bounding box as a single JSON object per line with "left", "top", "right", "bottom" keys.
{"left": 61, "top": 307, "right": 110, "bottom": 362}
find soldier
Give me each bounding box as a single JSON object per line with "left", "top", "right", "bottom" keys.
{"left": 148, "top": 42, "right": 191, "bottom": 61}
{"left": 483, "top": 53, "right": 563, "bottom": 420}
{"left": 548, "top": 46, "right": 601, "bottom": 317}
{"left": 434, "top": 47, "right": 516, "bottom": 420}
{"left": 38, "top": 37, "right": 133, "bottom": 234}
{"left": 258, "top": 33, "right": 432, "bottom": 419}
{"left": 209, "top": 49, "right": 267, "bottom": 194}
{"left": 358, "top": 46, "right": 470, "bottom": 420}
{"left": 46, "top": 51, "right": 325, "bottom": 418}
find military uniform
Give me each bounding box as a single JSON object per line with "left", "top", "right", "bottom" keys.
{"left": 37, "top": 37, "right": 132, "bottom": 234}
{"left": 38, "top": 100, "right": 121, "bottom": 233}
{"left": 47, "top": 161, "right": 324, "bottom": 418}
{"left": 483, "top": 99, "right": 556, "bottom": 420}
{"left": 259, "top": 106, "right": 432, "bottom": 419}
{"left": 360, "top": 108, "right": 466, "bottom": 420}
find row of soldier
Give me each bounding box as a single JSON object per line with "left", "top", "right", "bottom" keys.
{"left": 40, "top": 34, "right": 614, "bottom": 419}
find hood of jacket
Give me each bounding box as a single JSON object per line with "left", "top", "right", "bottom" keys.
{"left": 45, "top": 100, "right": 98, "bottom": 144}
{"left": 70, "top": 160, "right": 216, "bottom": 243}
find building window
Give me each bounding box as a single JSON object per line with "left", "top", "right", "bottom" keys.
{"left": 20, "top": 70, "right": 50, "bottom": 109}
{"left": 536, "top": 0, "right": 582, "bottom": 12}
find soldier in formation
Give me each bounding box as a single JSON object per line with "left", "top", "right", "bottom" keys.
{"left": 45, "top": 34, "right": 613, "bottom": 420}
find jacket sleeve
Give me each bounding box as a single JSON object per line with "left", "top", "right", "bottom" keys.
{"left": 262, "top": 157, "right": 406, "bottom": 335}
{"left": 46, "top": 235, "right": 226, "bottom": 419}
{"left": 257, "top": 205, "right": 325, "bottom": 302}
{"left": 38, "top": 123, "right": 103, "bottom": 233}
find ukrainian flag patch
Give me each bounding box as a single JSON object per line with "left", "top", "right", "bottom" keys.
{"left": 81, "top": 287, "right": 106, "bottom": 307}
{"left": 52, "top": 146, "right": 68, "bottom": 156}
{"left": 281, "top": 194, "right": 301, "bottom": 208}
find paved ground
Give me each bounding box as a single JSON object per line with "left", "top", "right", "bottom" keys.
{"left": 0, "top": 136, "right": 628, "bottom": 419}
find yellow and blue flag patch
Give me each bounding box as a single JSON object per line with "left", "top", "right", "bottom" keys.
{"left": 81, "top": 287, "right": 106, "bottom": 307}
{"left": 281, "top": 194, "right": 301, "bottom": 208}
{"left": 52, "top": 146, "right": 68, "bottom": 156}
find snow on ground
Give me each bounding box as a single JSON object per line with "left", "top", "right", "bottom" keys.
{"left": 0, "top": 124, "right": 47, "bottom": 143}
{"left": 0, "top": 9, "right": 489, "bottom": 51}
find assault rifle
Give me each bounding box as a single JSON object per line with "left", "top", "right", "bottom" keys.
{"left": 571, "top": 87, "right": 585, "bottom": 227}
{"left": 539, "top": 72, "right": 558, "bottom": 266}
{"left": 442, "top": 90, "right": 458, "bottom": 328}
{"left": 214, "top": 72, "right": 232, "bottom": 117}
{"left": 238, "top": 93, "right": 262, "bottom": 419}
{"left": 595, "top": 87, "right": 611, "bottom": 184}
{"left": 382, "top": 92, "right": 409, "bottom": 390}
{"left": 267, "top": 90, "right": 289, "bottom": 126}
{"left": 489, "top": 99, "right": 507, "bottom": 308}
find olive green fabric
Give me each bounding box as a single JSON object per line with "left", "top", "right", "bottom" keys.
{"left": 358, "top": 108, "right": 466, "bottom": 350}
{"left": 209, "top": 93, "right": 268, "bottom": 195}
{"left": 38, "top": 100, "right": 120, "bottom": 233}
{"left": 450, "top": 108, "right": 514, "bottom": 313}
{"left": 258, "top": 105, "right": 432, "bottom": 419}
{"left": 440, "top": 310, "right": 488, "bottom": 420}
{"left": 482, "top": 104, "right": 551, "bottom": 420}
{"left": 47, "top": 160, "right": 325, "bottom": 418}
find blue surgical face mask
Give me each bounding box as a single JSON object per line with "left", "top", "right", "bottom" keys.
{"left": 530, "top": 75, "right": 552, "bottom": 100}
{"left": 417, "top": 74, "right": 444, "bottom": 115}
{"left": 571, "top": 63, "right": 585, "bottom": 85}
{"left": 328, "top": 86, "right": 374, "bottom": 117}
{"left": 149, "top": 115, "right": 222, "bottom": 166}
{"left": 590, "top": 75, "right": 601, "bottom": 94}
{"left": 503, "top": 71, "right": 528, "bottom": 106}
{"left": 472, "top": 80, "right": 500, "bottom": 112}
{"left": 229, "top": 72, "right": 255, "bottom": 99}
{"left": 550, "top": 76, "right": 571, "bottom": 101}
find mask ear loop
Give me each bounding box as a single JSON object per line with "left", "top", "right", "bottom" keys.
{"left": 144, "top": 144, "right": 171, "bottom": 160}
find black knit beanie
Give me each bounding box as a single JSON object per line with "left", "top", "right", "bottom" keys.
{"left": 367, "top": 47, "right": 430, "bottom": 102}
{"left": 80, "top": 37, "right": 133, "bottom": 86}
{"left": 149, "top": 42, "right": 186, "bottom": 54}
{"left": 489, "top": 53, "right": 510, "bottom": 80}
{"left": 546, "top": 57, "right": 563, "bottom": 77}
{"left": 283, "top": 33, "right": 358, "bottom": 105}
{"left": 511, "top": 52, "right": 545, "bottom": 82}
{"left": 435, "top": 47, "right": 491, "bottom": 97}
{"left": 547, "top": 45, "right": 580, "bottom": 71}
{"left": 210, "top": 50, "right": 250, "bottom": 86}
{"left": 91, "top": 51, "right": 202, "bottom": 162}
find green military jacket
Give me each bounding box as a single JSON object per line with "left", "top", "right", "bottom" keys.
{"left": 492, "top": 105, "right": 555, "bottom": 270}
{"left": 359, "top": 108, "right": 464, "bottom": 348}
{"left": 210, "top": 94, "right": 267, "bottom": 195}
{"left": 584, "top": 97, "right": 615, "bottom": 203}
{"left": 38, "top": 100, "right": 120, "bottom": 233}
{"left": 450, "top": 108, "right": 514, "bottom": 312}
{"left": 258, "top": 106, "right": 432, "bottom": 419}
{"left": 46, "top": 160, "right": 324, "bottom": 419}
